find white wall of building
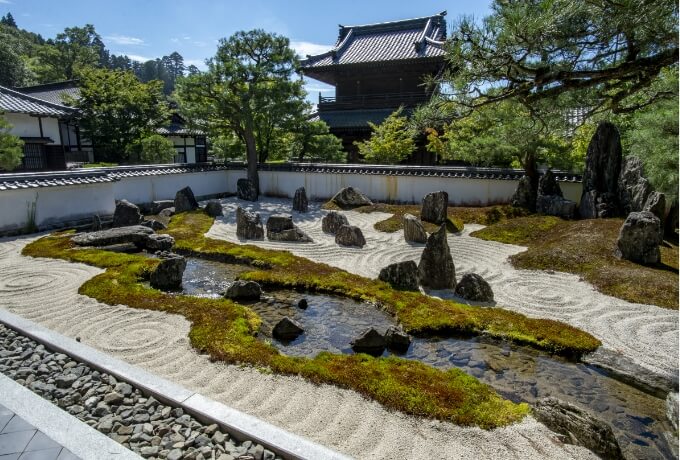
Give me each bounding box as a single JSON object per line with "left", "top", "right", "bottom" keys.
{"left": 5, "top": 113, "right": 62, "bottom": 144}
{"left": 0, "top": 168, "right": 582, "bottom": 234}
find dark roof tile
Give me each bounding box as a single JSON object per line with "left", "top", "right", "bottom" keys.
{"left": 0, "top": 85, "right": 76, "bottom": 117}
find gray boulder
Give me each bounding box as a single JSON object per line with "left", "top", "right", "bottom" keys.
{"left": 72, "top": 225, "right": 153, "bottom": 247}
{"left": 224, "top": 280, "right": 262, "bottom": 300}
{"left": 580, "top": 122, "right": 623, "bottom": 219}
{"left": 204, "top": 200, "right": 223, "bottom": 217}
{"left": 174, "top": 186, "right": 199, "bottom": 213}
{"left": 331, "top": 187, "right": 372, "bottom": 209}
{"left": 335, "top": 225, "right": 366, "bottom": 248}
{"left": 322, "top": 211, "right": 349, "bottom": 234}
{"left": 351, "top": 328, "right": 385, "bottom": 355}
{"left": 421, "top": 191, "right": 448, "bottom": 224}
{"left": 643, "top": 191, "right": 666, "bottom": 239}
{"left": 533, "top": 398, "right": 623, "bottom": 460}
{"left": 615, "top": 211, "right": 661, "bottom": 264}
{"left": 537, "top": 170, "right": 563, "bottom": 197}
{"left": 112, "top": 199, "right": 142, "bottom": 227}
{"left": 293, "top": 187, "right": 308, "bottom": 213}
{"left": 619, "top": 156, "right": 653, "bottom": 215}
{"left": 266, "top": 214, "right": 312, "bottom": 242}
{"left": 236, "top": 207, "right": 264, "bottom": 240}
{"left": 455, "top": 273, "right": 494, "bottom": 302}
{"left": 666, "top": 199, "right": 678, "bottom": 239}
{"left": 143, "top": 234, "right": 175, "bottom": 251}
{"left": 418, "top": 224, "right": 456, "bottom": 290}
{"left": 237, "top": 178, "right": 258, "bottom": 202}
{"left": 150, "top": 253, "right": 186, "bottom": 290}
{"left": 272, "top": 317, "right": 304, "bottom": 341}
{"left": 378, "top": 261, "right": 419, "bottom": 291}
{"left": 141, "top": 219, "right": 167, "bottom": 231}
{"left": 384, "top": 326, "right": 412, "bottom": 353}
{"left": 158, "top": 207, "right": 175, "bottom": 219}
{"left": 536, "top": 195, "right": 577, "bottom": 219}
{"left": 403, "top": 213, "right": 427, "bottom": 243}
{"left": 511, "top": 176, "right": 537, "bottom": 212}
{"left": 150, "top": 200, "right": 174, "bottom": 215}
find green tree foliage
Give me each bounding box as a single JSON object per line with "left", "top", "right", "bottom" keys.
{"left": 210, "top": 134, "right": 245, "bottom": 162}
{"left": 132, "top": 134, "right": 175, "bottom": 164}
{"left": 355, "top": 108, "right": 414, "bottom": 164}
{"left": 71, "top": 68, "right": 169, "bottom": 162}
{"left": 434, "top": 100, "right": 575, "bottom": 172}
{"left": 36, "top": 24, "right": 103, "bottom": 81}
{"left": 0, "top": 116, "right": 24, "bottom": 171}
{"left": 288, "top": 120, "right": 344, "bottom": 163}
{"left": 0, "top": 37, "right": 30, "bottom": 87}
{"left": 176, "top": 29, "right": 307, "bottom": 195}
{"left": 1, "top": 13, "right": 17, "bottom": 28}
{"left": 442, "top": 0, "right": 678, "bottom": 118}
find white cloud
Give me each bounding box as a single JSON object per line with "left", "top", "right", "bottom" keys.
{"left": 0, "top": 1, "right": 12, "bottom": 4}
{"left": 290, "top": 41, "right": 332, "bottom": 58}
{"left": 170, "top": 37, "right": 180, "bottom": 44}
{"left": 105, "top": 34, "right": 145, "bottom": 46}
{"left": 121, "top": 53, "right": 152, "bottom": 63}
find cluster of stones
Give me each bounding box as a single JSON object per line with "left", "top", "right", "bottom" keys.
{"left": 0, "top": 324, "right": 280, "bottom": 460}
{"left": 350, "top": 326, "right": 411, "bottom": 355}
{"left": 379, "top": 190, "right": 494, "bottom": 303}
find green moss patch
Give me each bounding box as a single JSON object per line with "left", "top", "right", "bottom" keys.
{"left": 472, "top": 217, "right": 679, "bottom": 309}
{"left": 22, "top": 230, "right": 529, "bottom": 428}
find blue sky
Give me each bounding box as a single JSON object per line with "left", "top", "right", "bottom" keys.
{"left": 1, "top": 0, "right": 492, "bottom": 103}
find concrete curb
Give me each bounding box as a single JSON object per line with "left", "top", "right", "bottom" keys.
{"left": 0, "top": 309, "right": 353, "bottom": 460}
{"left": 0, "top": 373, "right": 142, "bottom": 460}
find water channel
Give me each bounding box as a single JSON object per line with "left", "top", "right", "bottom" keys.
{"left": 182, "top": 257, "right": 677, "bottom": 460}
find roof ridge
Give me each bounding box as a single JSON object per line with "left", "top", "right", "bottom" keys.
{"left": 15, "top": 79, "right": 79, "bottom": 91}
{"left": 339, "top": 11, "right": 446, "bottom": 32}
{"left": 0, "top": 85, "right": 77, "bottom": 113}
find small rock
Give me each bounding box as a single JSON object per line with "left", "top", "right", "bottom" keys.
{"left": 335, "top": 225, "right": 366, "bottom": 248}
{"left": 272, "top": 317, "right": 305, "bottom": 341}
{"left": 140, "top": 446, "right": 159, "bottom": 458}
{"left": 330, "top": 187, "right": 372, "bottom": 209}
{"left": 150, "top": 200, "right": 175, "bottom": 215}
{"left": 115, "top": 382, "right": 133, "bottom": 396}
{"left": 159, "top": 207, "right": 175, "bottom": 218}
{"left": 384, "top": 326, "right": 412, "bottom": 353}
{"left": 55, "top": 374, "right": 77, "bottom": 389}
{"left": 141, "top": 219, "right": 167, "bottom": 231}
{"left": 103, "top": 392, "right": 124, "bottom": 405}
{"left": 150, "top": 253, "right": 186, "bottom": 290}
{"left": 113, "top": 199, "right": 143, "bottom": 227}
{"left": 644, "top": 191, "right": 666, "bottom": 239}
{"left": 615, "top": 211, "right": 661, "bottom": 264}
{"left": 167, "top": 449, "right": 183, "bottom": 460}
{"left": 297, "top": 299, "right": 308, "bottom": 309}
{"left": 143, "top": 233, "right": 175, "bottom": 251}
{"left": 351, "top": 328, "right": 385, "bottom": 355}
{"left": 236, "top": 207, "right": 264, "bottom": 240}
{"left": 321, "top": 211, "right": 349, "bottom": 234}
{"left": 378, "top": 260, "right": 419, "bottom": 290}
{"left": 205, "top": 200, "right": 224, "bottom": 217}
{"left": 403, "top": 213, "right": 427, "bottom": 243}
{"left": 455, "top": 273, "right": 494, "bottom": 302}
{"left": 224, "top": 281, "right": 262, "bottom": 301}
{"left": 175, "top": 187, "right": 199, "bottom": 213}
{"left": 91, "top": 214, "right": 102, "bottom": 231}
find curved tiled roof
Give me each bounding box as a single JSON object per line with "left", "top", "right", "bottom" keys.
{"left": 0, "top": 85, "right": 76, "bottom": 118}
{"left": 301, "top": 12, "right": 447, "bottom": 69}
{"left": 15, "top": 80, "right": 81, "bottom": 106}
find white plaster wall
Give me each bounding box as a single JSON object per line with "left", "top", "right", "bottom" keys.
{"left": 113, "top": 170, "right": 228, "bottom": 204}
{"left": 0, "top": 183, "right": 116, "bottom": 233}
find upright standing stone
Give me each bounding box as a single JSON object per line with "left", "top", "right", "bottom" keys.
{"left": 237, "top": 178, "right": 258, "bottom": 202}
{"left": 537, "top": 170, "right": 563, "bottom": 197}
{"left": 91, "top": 214, "right": 102, "bottom": 231}
{"left": 403, "top": 213, "right": 427, "bottom": 243}
{"left": 418, "top": 224, "right": 456, "bottom": 289}
{"left": 150, "top": 253, "right": 186, "bottom": 290}
{"left": 421, "top": 191, "right": 448, "bottom": 224}
{"left": 536, "top": 171, "right": 576, "bottom": 219}
{"left": 615, "top": 211, "right": 661, "bottom": 264}
{"left": 580, "top": 122, "right": 623, "bottom": 219}
{"left": 293, "top": 187, "right": 309, "bottom": 213}
{"left": 112, "top": 200, "right": 142, "bottom": 227}
{"left": 618, "top": 156, "right": 653, "bottom": 215}
{"left": 174, "top": 187, "right": 199, "bottom": 212}
{"left": 643, "top": 191, "right": 666, "bottom": 240}
{"left": 665, "top": 198, "right": 678, "bottom": 239}
{"left": 235, "top": 207, "right": 264, "bottom": 240}
{"left": 511, "top": 176, "right": 537, "bottom": 212}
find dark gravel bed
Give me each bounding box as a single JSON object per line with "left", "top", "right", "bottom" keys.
{"left": 0, "top": 323, "right": 282, "bottom": 460}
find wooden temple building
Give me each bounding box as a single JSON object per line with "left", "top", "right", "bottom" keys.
{"left": 301, "top": 12, "right": 448, "bottom": 163}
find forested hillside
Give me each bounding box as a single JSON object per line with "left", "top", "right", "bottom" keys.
{"left": 0, "top": 12, "right": 196, "bottom": 94}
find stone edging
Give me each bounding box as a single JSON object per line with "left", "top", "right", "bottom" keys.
{"left": 0, "top": 309, "right": 352, "bottom": 460}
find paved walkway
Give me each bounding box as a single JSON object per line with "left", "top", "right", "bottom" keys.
{"left": 0, "top": 403, "right": 78, "bottom": 460}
